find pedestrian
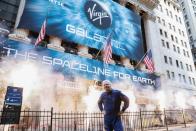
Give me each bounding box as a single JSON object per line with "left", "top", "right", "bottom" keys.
{"left": 98, "top": 80, "right": 129, "bottom": 131}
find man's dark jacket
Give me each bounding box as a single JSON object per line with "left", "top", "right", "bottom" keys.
{"left": 98, "top": 90, "right": 129, "bottom": 115}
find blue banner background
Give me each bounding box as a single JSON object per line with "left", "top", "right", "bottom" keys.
{"left": 0, "top": 40, "right": 160, "bottom": 89}
{"left": 18, "top": 0, "right": 144, "bottom": 61}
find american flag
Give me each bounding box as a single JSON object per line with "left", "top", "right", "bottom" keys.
{"left": 143, "top": 50, "right": 155, "bottom": 73}
{"left": 103, "top": 34, "right": 112, "bottom": 64}
{"left": 35, "top": 20, "right": 47, "bottom": 46}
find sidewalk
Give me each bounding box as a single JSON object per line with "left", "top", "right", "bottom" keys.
{"left": 171, "top": 124, "right": 196, "bottom": 131}
{"left": 153, "top": 123, "right": 196, "bottom": 131}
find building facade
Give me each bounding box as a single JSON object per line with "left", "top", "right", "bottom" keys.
{"left": 0, "top": 0, "right": 196, "bottom": 110}
{"left": 0, "top": 0, "right": 20, "bottom": 28}
{"left": 152, "top": 0, "right": 196, "bottom": 92}
{"left": 177, "top": 0, "right": 196, "bottom": 67}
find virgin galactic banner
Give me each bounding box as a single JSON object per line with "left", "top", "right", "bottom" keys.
{"left": 18, "top": 0, "right": 144, "bottom": 61}
{"left": 0, "top": 40, "right": 160, "bottom": 89}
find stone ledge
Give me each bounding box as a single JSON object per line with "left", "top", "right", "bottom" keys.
{"left": 8, "top": 33, "right": 31, "bottom": 43}
{"left": 47, "top": 44, "right": 65, "bottom": 52}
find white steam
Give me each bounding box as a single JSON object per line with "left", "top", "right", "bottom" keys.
{"left": 0, "top": 58, "right": 195, "bottom": 112}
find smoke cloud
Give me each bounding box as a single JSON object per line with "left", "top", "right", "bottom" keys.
{"left": 0, "top": 58, "right": 195, "bottom": 112}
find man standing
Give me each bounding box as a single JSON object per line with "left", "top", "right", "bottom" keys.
{"left": 98, "top": 80, "right": 129, "bottom": 131}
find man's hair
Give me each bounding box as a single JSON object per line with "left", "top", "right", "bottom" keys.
{"left": 102, "top": 80, "right": 112, "bottom": 86}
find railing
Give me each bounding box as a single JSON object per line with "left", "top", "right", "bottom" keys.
{"left": 0, "top": 108, "right": 195, "bottom": 131}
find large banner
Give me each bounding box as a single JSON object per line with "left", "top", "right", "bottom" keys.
{"left": 18, "top": 0, "right": 144, "bottom": 61}
{"left": 0, "top": 40, "right": 160, "bottom": 89}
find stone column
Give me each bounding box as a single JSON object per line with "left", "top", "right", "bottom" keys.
{"left": 142, "top": 13, "right": 161, "bottom": 73}
{"left": 48, "top": 36, "right": 64, "bottom": 52}
{"left": 14, "top": 0, "right": 25, "bottom": 28}
{"left": 9, "top": 29, "right": 31, "bottom": 43}
{"left": 77, "top": 45, "right": 92, "bottom": 58}
{"left": 9, "top": 0, "right": 31, "bottom": 43}
{"left": 120, "top": 57, "right": 134, "bottom": 69}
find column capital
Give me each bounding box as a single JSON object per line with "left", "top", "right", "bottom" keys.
{"left": 8, "top": 29, "right": 31, "bottom": 43}
{"left": 142, "top": 12, "right": 156, "bottom": 22}
{"left": 77, "top": 45, "right": 92, "bottom": 58}
{"left": 120, "top": 57, "right": 134, "bottom": 69}
{"left": 48, "top": 36, "right": 64, "bottom": 52}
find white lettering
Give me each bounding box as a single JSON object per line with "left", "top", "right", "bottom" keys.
{"left": 43, "top": 56, "right": 53, "bottom": 65}
{"left": 2, "top": 46, "right": 156, "bottom": 86}
{"left": 27, "top": 53, "right": 37, "bottom": 62}
{"left": 65, "top": 24, "right": 126, "bottom": 51}
{"left": 87, "top": 4, "right": 109, "bottom": 25}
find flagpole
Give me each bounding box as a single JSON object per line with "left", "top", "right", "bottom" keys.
{"left": 134, "top": 49, "right": 150, "bottom": 70}
{"left": 94, "top": 30, "right": 114, "bottom": 60}
{"left": 35, "top": 2, "right": 50, "bottom": 47}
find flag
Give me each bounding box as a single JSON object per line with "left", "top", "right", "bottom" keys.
{"left": 35, "top": 20, "right": 47, "bottom": 46}
{"left": 103, "top": 34, "right": 112, "bottom": 64}
{"left": 143, "top": 50, "right": 155, "bottom": 73}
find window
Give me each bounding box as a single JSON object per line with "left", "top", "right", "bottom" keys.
{"left": 176, "top": 60, "right": 179, "bottom": 67}
{"left": 179, "top": 17, "right": 182, "bottom": 23}
{"left": 162, "top": 19, "right": 166, "bottom": 26}
{"left": 181, "top": 40, "right": 184, "bottom": 46}
{"left": 192, "top": 78, "right": 196, "bottom": 85}
{"left": 178, "top": 74, "right": 182, "bottom": 82}
{"left": 175, "top": 15, "right": 178, "bottom": 21}
{"left": 186, "top": 22, "right": 189, "bottom": 27}
{"left": 189, "top": 77, "right": 192, "bottom": 85}
{"left": 181, "top": 2, "right": 184, "bottom": 7}
{"left": 190, "top": 36, "right": 193, "bottom": 42}
{"left": 187, "top": 51, "right": 189, "bottom": 57}
{"left": 167, "top": 70, "right": 170, "bottom": 79}
{"left": 171, "top": 72, "right": 175, "bottom": 80}
{"left": 175, "top": 37, "right": 178, "bottom": 43}
{"left": 173, "top": 25, "right": 176, "bottom": 32}
{"left": 180, "top": 62, "right": 183, "bottom": 69}
{"left": 162, "top": 39, "right": 165, "bottom": 47}
{"left": 169, "top": 11, "right": 173, "bottom": 18}
{"left": 178, "top": 29, "right": 181, "bottom": 35}
{"left": 177, "top": 47, "right": 180, "bottom": 53}
{"left": 186, "top": 64, "right": 189, "bottom": 71}
{"left": 188, "top": 29, "right": 191, "bottom": 35}
{"left": 157, "top": 17, "right": 161, "bottom": 23}
{"left": 183, "top": 8, "right": 186, "bottom": 13}
{"left": 169, "top": 57, "right": 172, "bottom": 65}
{"left": 182, "top": 31, "right": 185, "bottom": 36}
{"left": 169, "top": 23, "right": 172, "bottom": 29}
{"left": 189, "top": 65, "right": 192, "bottom": 71}
{"left": 166, "top": 8, "right": 169, "bottom": 15}
{"left": 164, "top": 56, "right": 168, "bottom": 63}
{"left": 184, "top": 15, "right": 188, "bottom": 20}
{"left": 159, "top": 5, "right": 163, "bottom": 12}
{"left": 183, "top": 75, "right": 186, "bottom": 83}
{"left": 164, "top": 31, "right": 168, "bottom": 38}
{"left": 173, "top": 45, "right": 176, "bottom": 52}
{"left": 184, "top": 42, "right": 187, "bottom": 48}
{"left": 166, "top": 42, "right": 170, "bottom": 48}
{"left": 160, "top": 29, "right": 163, "bottom": 35}
{"left": 171, "top": 35, "right": 174, "bottom": 41}
{"left": 168, "top": 1, "right": 170, "bottom": 6}
{"left": 183, "top": 49, "right": 186, "bottom": 56}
